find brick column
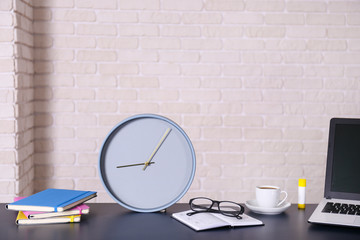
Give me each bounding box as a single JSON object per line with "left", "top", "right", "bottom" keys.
{"left": 0, "top": 0, "right": 34, "bottom": 202}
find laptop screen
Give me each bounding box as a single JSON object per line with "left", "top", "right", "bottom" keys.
{"left": 325, "top": 118, "right": 360, "bottom": 200}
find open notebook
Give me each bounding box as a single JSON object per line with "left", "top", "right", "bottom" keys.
{"left": 172, "top": 210, "right": 263, "bottom": 231}
{"left": 308, "top": 118, "right": 360, "bottom": 227}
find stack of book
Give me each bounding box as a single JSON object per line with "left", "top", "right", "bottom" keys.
{"left": 5, "top": 188, "right": 97, "bottom": 225}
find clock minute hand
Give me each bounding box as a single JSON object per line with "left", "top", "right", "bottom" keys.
{"left": 117, "top": 162, "right": 155, "bottom": 168}
{"left": 143, "top": 128, "right": 172, "bottom": 171}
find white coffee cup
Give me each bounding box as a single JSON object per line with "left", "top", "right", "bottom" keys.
{"left": 256, "top": 185, "right": 288, "bottom": 208}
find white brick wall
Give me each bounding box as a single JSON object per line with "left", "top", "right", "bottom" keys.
{"left": 0, "top": 0, "right": 360, "bottom": 204}
{"left": 0, "top": 0, "right": 34, "bottom": 202}
{"left": 0, "top": 0, "right": 16, "bottom": 202}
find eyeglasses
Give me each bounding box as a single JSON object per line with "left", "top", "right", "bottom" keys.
{"left": 187, "top": 197, "right": 244, "bottom": 219}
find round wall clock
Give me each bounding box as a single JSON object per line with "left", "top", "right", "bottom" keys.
{"left": 99, "top": 114, "right": 196, "bottom": 212}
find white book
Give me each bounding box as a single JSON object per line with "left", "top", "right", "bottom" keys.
{"left": 172, "top": 210, "right": 263, "bottom": 231}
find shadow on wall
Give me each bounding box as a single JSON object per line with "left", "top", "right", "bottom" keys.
{"left": 33, "top": 14, "right": 74, "bottom": 192}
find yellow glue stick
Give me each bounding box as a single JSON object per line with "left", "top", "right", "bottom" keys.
{"left": 298, "top": 179, "right": 306, "bottom": 209}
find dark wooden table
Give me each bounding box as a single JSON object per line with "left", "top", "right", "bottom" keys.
{"left": 1, "top": 203, "right": 360, "bottom": 240}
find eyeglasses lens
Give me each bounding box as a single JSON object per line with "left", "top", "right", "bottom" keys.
{"left": 219, "top": 202, "right": 241, "bottom": 216}
{"left": 191, "top": 198, "right": 212, "bottom": 211}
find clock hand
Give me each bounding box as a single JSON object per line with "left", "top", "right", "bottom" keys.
{"left": 117, "top": 162, "right": 155, "bottom": 168}
{"left": 143, "top": 128, "right": 172, "bottom": 171}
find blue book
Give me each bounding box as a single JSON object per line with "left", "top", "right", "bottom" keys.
{"left": 6, "top": 189, "right": 97, "bottom": 212}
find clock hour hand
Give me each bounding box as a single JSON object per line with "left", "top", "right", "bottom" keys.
{"left": 117, "top": 162, "right": 155, "bottom": 168}
{"left": 143, "top": 128, "right": 172, "bottom": 171}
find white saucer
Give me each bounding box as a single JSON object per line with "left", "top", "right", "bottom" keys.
{"left": 245, "top": 200, "right": 291, "bottom": 215}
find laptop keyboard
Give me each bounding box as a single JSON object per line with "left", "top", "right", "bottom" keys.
{"left": 322, "top": 202, "right": 360, "bottom": 215}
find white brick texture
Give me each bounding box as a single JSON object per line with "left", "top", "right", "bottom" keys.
{"left": 0, "top": 0, "right": 359, "bottom": 204}
{"left": 0, "top": 0, "right": 34, "bottom": 202}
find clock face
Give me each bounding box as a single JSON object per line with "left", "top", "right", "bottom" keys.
{"left": 99, "top": 114, "right": 196, "bottom": 212}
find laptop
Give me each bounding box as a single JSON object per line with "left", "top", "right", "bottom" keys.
{"left": 308, "top": 118, "right": 360, "bottom": 227}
